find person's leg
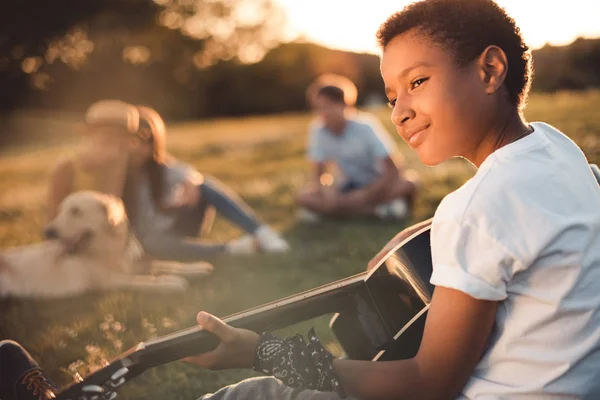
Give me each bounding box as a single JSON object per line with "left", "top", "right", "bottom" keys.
{"left": 379, "top": 169, "right": 420, "bottom": 207}
{"left": 140, "top": 232, "right": 226, "bottom": 263}
{"left": 331, "top": 195, "right": 377, "bottom": 217}
{"left": 334, "top": 170, "right": 421, "bottom": 219}
{"left": 198, "top": 205, "right": 217, "bottom": 237}
{"left": 297, "top": 181, "right": 376, "bottom": 218}
{"left": 198, "top": 376, "right": 356, "bottom": 400}
{"left": 296, "top": 185, "right": 340, "bottom": 216}
{"left": 200, "top": 177, "right": 262, "bottom": 234}
{"left": 298, "top": 176, "right": 417, "bottom": 220}
{"left": 170, "top": 192, "right": 214, "bottom": 238}
{"left": 370, "top": 169, "right": 420, "bottom": 219}
{"left": 200, "top": 176, "right": 289, "bottom": 253}
{"left": 169, "top": 172, "right": 262, "bottom": 239}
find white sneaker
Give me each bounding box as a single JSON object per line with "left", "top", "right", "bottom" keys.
{"left": 297, "top": 208, "right": 321, "bottom": 223}
{"left": 226, "top": 235, "right": 259, "bottom": 254}
{"left": 375, "top": 199, "right": 408, "bottom": 220}
{"left": 255, "top": 226, "right": 290, "bottom": 253}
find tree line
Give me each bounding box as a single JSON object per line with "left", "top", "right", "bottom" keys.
{"left": 1, "top": 0, "right": 598, "bottom": 120}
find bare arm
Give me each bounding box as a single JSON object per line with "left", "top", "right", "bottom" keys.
{"left": 47, "top": 158, "right": 75, "bottom": 221}
{"left": 187, "top": 286, "right": 497, "bottom": 400}
{"left": 334, "top": 287, "right": 498, "bottom": 400}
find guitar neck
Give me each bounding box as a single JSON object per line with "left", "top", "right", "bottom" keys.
{"left": 123, "top": 272, "right": 369, "bottom": 376}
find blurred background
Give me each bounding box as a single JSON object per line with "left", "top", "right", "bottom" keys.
{"left": 0, "top": 1, "right": 599, "bottom": 399}
{"left": 1, "top": 0, "right": 600, "bottom": 136}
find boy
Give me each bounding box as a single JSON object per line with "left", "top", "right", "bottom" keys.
{"left": 297, "top": 76, "right": 417, "bottom": 221}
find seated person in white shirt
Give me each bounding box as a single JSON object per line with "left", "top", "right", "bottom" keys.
{"left": 296, "top": 81, "right": 418, "bottom": 221}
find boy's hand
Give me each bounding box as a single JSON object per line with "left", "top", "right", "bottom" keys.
{"left": 182, "top": 312, "right": 260, "bottom": 370}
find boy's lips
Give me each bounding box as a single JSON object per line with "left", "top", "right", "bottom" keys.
{"left": 405, "top": 124, "right": 430, "bottom": 147}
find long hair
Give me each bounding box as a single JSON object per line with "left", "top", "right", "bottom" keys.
{"left": 123, "top": 106, "right": 172, "bottom": 224}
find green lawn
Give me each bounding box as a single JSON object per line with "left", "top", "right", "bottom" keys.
{"left": 1, "top": 90, "right": 599, "bottom": 399}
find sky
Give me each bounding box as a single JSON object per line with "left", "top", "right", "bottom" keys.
{"left": 276, "top": 0, "right": 600, "bottom": 54}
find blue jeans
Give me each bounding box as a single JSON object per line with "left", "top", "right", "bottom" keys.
{"left": 140, "top": 176, "right": 262, "bottom": 262}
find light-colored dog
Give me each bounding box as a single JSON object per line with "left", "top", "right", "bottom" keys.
{"left": 0, "top": 191, "right": 213, "bottom": 298}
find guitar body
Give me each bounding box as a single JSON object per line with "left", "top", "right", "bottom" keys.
{"left": 331, "top": 227, "right": 433, "bottom": 361}
{"left": 49, "top": 227, "right": 433, "bottom": 400}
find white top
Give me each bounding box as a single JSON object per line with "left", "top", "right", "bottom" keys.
{"left": 430, "top": 122, "right": 600, "bottom": 399}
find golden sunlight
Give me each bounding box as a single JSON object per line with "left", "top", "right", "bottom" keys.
{"left": 276, "top": 0, "right": 600, "bottom": 54}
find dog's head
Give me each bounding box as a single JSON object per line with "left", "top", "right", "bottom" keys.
{"left": 44, "top": 191, "right": 133, "bottom": 256}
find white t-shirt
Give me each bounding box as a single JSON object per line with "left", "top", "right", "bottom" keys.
{"left": 430, "top": 122, "right": 600, "bottom": 399}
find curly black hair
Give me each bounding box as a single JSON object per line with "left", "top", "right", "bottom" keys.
{"left": 376, "top": 0, "right": 533, "bottom": 110}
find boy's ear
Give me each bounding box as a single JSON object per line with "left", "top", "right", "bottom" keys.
{"left": 477, "top": 45, "right": 508, "bottom": 94}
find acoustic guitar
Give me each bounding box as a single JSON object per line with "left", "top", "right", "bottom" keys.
{"left": 18, "top": 227, "right": 433, "bottom": 400}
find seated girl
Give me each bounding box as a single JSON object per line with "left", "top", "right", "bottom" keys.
{"left": 48, "top": 100, "right": 289, "bottom": 262}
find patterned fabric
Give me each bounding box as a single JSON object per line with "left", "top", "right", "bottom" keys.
{"left": 252, "top": 329, "right": 346, "bottom": 398}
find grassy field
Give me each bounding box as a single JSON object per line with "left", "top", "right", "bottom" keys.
{"left": 1, "top": 90, "right": 599, "bottom": 399}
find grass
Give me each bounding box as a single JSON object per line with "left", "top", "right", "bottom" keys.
{"left": 1, "top": 90, "right": 599, "bottom": 399}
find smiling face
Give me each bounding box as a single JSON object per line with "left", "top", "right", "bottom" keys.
{"left": 381, "top": 30, "right": 495, "bottom": 166}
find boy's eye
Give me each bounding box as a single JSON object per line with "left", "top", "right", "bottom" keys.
{"left": 411, "top": 77, "right": 429, "bottom": 90}
{"left": 386, "top": 98, "right": 397, "bottom": 109}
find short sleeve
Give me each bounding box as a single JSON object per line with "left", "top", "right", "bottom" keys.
{"left": 430, "top": 218, "right": 519, "bottom": 301}
{"left": 307, "top": 124, "right": 326, "bottom": 162}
